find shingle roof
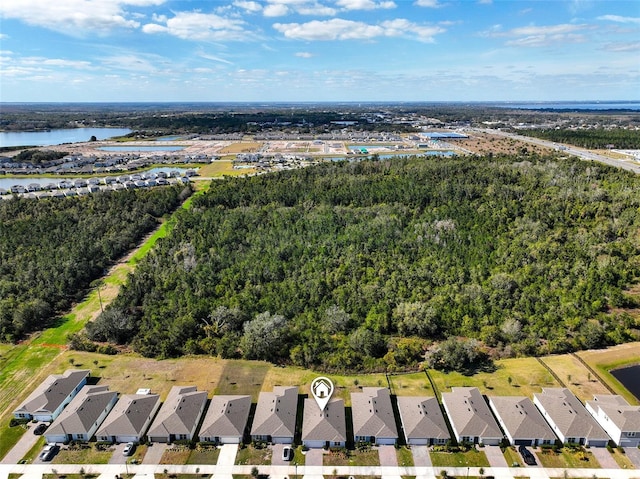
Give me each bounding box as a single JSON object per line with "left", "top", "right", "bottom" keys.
{"left": 351, "top": 387, "right": 398, "bottom": 440}
{"left": 397, "top": 396, "right": 449, "bottom": 442}
{"left": 96, "top": 393, "right": 160, "bottom": 437}
{"left": 488, "top": 396, "right": 556, "bottom": 442}
{"left": 586, "top": 395, "right": 640, "bottom": 432}
{"left": 302, "top": 398, "right": 346, "bottom": 443}
{"left": 147, "top": 386, "right": 207, "bottom": 438}
{"left": 250, "top": 386, "right": 298, "bottom": 438}
{"left": 534, "top": 388, "right": 609, "bottom": 441}
{"left": 199, "top": 395, "right": 251, "bottom": 438}
{"left": 46, "top": 385, "right": 117, "bottom": 437}
{"left": 14, "top": 370, "right": 90, "bottom": 417}
{"left": 441, "top": 387, "right": 502, "bottom": 440}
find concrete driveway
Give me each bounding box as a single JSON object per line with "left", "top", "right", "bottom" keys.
{"left": 304, "top": 449, "right": 323, "bottom": 467}
{"left": 483, "top": 445, "right": 508, "bottom": 468}
{"left": 1, "top": 423, "right": 44, "bottom": 464}
{"left": 410, "top": 445, "right": 432, "bottom": 467}
{"left": 590, "top": 447, "right": 618, "bottom": 469}
{"left": 271, "top": 444, "right": 292, "bottom": 466}
{"left": 108, "top": 443, "right": 129, "bottom": 465}
{"left": 217, "top": 444, "right": 239, "bottom": 467}
{"left": 141, "top": 442, "right": 168, "bottom": 465}
{"left": 624, "top": 446, "right": 640, "bottom": 468}
{"left": 378, "top": 445, "right": 397, "bottom": 467}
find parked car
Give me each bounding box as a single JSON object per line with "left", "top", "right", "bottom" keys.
{"left": 40, "top": 443, "right": 58, "bottom": 461}
{"left": 123, "top": 442, "right": 136, "bottom": 456}
{"left": 518, "top": 445, "right": 536, "bottom": 465}
{"left": 282, "top": 446, "right": 294, "bottom": 461}
{"left": 33, "top": 423, "right": 48, "bottom": 435}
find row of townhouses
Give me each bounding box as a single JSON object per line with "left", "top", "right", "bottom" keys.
{"left": 12, "top": 370, "right": 640, "bottom": 449}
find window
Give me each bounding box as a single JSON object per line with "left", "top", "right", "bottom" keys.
{"left": 627, "top": 432, "right": 637, "bottom": 437}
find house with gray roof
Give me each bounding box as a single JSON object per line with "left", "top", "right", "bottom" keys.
{"left": 351, "top": 387, "right": 398, "bottom": 445}
{"left": 397, "top": 396, "right": 450, "bottom": 446}
{"left": 13, "top": 369, "right": 90, "bottom": 422}
{"left": 533, "top": 388, "right": 610, "bottom": 447}
{"left": 441, "top": 387, "right": 502, "bottom": 446}
{"left": 302, "top": 397, "right": 347, "bottom": 448}
{"left": 250, "top": 386, "right": 298, "bottom": 444}
{"left": 199, "top": 395, "right": 251, "bottom": 444}
{"left": 44, "top": 385, "right": 118, "bottom": 443}
{"left": 585, "top": 395, "right": 640, "bottom": 447}
{"left": 488, "top": 396, "right": 557, "bottom": 446}
{"left": 147, "top": 386, "right": 207, "bottom": 443}
{"left": 95, "top": 391, "right": 160, "bottom": 444}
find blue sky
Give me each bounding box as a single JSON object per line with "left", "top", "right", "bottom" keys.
{"left": 1, "top": 0, "right": 638, "bottom": 102}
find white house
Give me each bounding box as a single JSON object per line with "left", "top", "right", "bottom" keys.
{"left": 585, "top": 395, "right": 640, "bottom": 447}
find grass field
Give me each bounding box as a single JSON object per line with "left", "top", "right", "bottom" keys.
{"left": 52, "top": 447, "right": 113, "bottom": 465}
{"left": 235, "top": 445, "right": 272, "bottom": 465}
{"left": 535, "top": 447, "right": 600, "bottom": 469}
{"left": 323, "top": 448, "right": 379, "bottom": 466}
{"left": 396, "top": 446, "right": 414, "bottom": 467}
{"left": 160, "top": 448, "right": 191, "bottom": 465}
{"left": 502, "top": 447, "right": 522, "bottom": 467}
{"left": 186, "top": 448, "right": 220, "bottom": 465}
{"left": 578, "top": 342, "right": 640, "bottom": 405}
{"left": 218, "top": 143, "right": 262, "bottom": 154}
{"left": 430, "top": 450, "right": 490, "bottom": 467}
{"left": 197, "top": 160, "right": 255, "bottom": 177}
{"left": 539, "top": 354, "right": 610, "bottom": 402}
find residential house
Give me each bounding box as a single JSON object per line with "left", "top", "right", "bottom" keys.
{"left": 147, "top": 386, "right": 208, "bottom": 443}
{"left": 199, "top": 395, "right": 251, "bottom": 444}
{"left": 44, "top": 385, "right": 118, "bottom": 443}
{"left": 441, "top": 387, "right": 502, "bottom": 446}
{"left": 488, "top": 396, "right": 557, "bottom": 446}
{"left": 397, "top": 396, "right": 450, "bottom": 446}
{"left": 585, "top": 395, "right": 640, "bottom": 447}
{"left": 533, "top": 388, "right": 610, "bottom": 447}
{"left": 351, "top": 387, "right": 398, "bottom": 445}
{"left": 250, "top": 386, "right": 298, "bottom": 444}
{"left": 13, "top": 370, "right": 90, "bottom": 422}
{"left": 302, "top": 398, "right": 347, "bottom": 448}
{"left": 95, "top": 391, "right": 161, "bottom": 443}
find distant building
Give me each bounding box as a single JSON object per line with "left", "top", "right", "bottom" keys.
{"left": 199, "top": 395, "right": 251, "bottom": 444}
{"left": 441, "top": 387, "right": 502, "bottom": 446}
{"left": 13, "top": 369, "right": 90, "bottom": 422}
{"left": 351, "top": 387, "right": 398, "bottom": 445}
{"left": 397, "top": 396, "right": 450, "bottom": 446}
{"left": 585, "top": 395, "right": 640, "bottom": 447}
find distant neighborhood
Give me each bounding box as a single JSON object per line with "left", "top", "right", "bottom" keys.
{"left": 13, "top": 369, "right": 640, "bottom": 450}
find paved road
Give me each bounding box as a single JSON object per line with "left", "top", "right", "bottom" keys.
{"left": 474, "top": 128, "right": 640, "bottom": 174}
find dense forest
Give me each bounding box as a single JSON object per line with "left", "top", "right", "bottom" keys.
{"left": 518, "top": 128, "right": 640, "bottom": 149}
{"left": 0, "top": 186, "right": 188, "bottom": 341}
{"left": 88, "top": 155, "right": 640, "bottom": 371}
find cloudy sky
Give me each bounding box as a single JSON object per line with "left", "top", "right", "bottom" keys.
{"left": 1, "top": 0, "right": 638, "bottom": 102}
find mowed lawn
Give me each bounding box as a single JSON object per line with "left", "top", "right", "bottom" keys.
{"left": 540, "top": 354, "right": 611, "bottom": 402}
{"left": 198, "top": 160, "right": 255, "bottom": 177}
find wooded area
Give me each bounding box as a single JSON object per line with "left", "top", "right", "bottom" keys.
{"left": 518, "top": 128, "right": 640, "bottom": 149}
{"left": 0, "top": 186, "right": 187, "bottom": 341}
{"left": 90, "top": 155, "right": 640, "bottom": 371}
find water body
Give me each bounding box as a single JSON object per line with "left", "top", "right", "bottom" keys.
{"left": 495, "top": 102, "right": 640, "bottom": 111}
{"left": 98, "top": 146, "right": 185, "bottom": 152}
{"left": 0, "top": 167, "right": 193, "bottom": 190}
{"left": 0, "top": 128, "right": 132, "bottom": 148}
{"left": 611, "top": 365, "right": 640, "bottom": 401}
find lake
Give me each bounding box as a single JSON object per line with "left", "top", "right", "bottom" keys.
{"left": 611, "top": 364, "right": 640, "bottom": 401}
{"left": 0, "top": 128, "right": 132, "bottom": 148}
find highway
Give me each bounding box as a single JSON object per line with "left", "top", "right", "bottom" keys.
{"left": 474, "top": 128, "right": 640, "bottom": 174}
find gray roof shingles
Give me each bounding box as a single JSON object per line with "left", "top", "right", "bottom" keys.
{"left": 302, "top": 397, "right": 346, "bottom": 443}
{"left": 96, "top": 393, "right": 160, "bottom": 438}
{"left": 14, "top": 369, "right": 90, "bottom": 417}
{"left": 397, "top": 396, "right": 449, "bottom": 442}
{"left": 351, "top": 387, "right": 398, "bottom": 440}
{"left": 489, "top": 396, "right": 556, "bottom": 441}
{"left": 199, "top": 395, "right": 251, "bottom": 439}
{"left": 46, "top": 385, "right": 117, "bottom": 437}
{"left": 147, "top": 386, "right": 207, "bottom": 439}
{"left": 250, "top": 386, "right": 298, "bottom": 438}
{"left": 441, "top": 387, "right": 502, "bottom": 440}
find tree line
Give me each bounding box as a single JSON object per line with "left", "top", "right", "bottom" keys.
{"left": 517, "top": 128, "right": 640, "bottom": 149}
{"left": 85, "top": 155, "right": 640, "bottom": 371}
{"left": 0, "top": 186, "right": 188, "bottom": 341}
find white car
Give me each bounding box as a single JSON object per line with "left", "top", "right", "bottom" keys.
{"left": 282, "top": 446, "right": 294, "bottom": 461}
{"left": 40, "top": 443, "right": 58, "bottom": 461}
{"left": 123, "top": 442, "right": 136, "bottom": 456}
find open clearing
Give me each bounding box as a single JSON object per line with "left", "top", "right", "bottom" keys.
{"left": 540, "top": 354, "right": 611, "bottom": 402}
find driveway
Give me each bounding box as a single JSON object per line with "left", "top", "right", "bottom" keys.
{"left": 217, "top": 444, "right": 239, "bottom": 467}
{"left": 590, "top": 447, "right": 618, "bottom": 469}
{"left": 141, "top": 442, "right": 168, "bottom": 465}
{"left": 378, "top": 445, "right": 397, "bottom": 467}
{"left": 108, "top": 443, "right": 128, "bottom": 465}
{"left": 410, "top": 445, "right": 432, "bottom": 467}
{"left": 1, "top": 423, "right": 44, "bottom": 464}
{"left": 304, "top": 449, "right": 323, "bottom": 467}
{"left": 271, "top": 444, "right": 291, "bottom": 466}
{"left": 483, "top": 445, "right": 508, "bottom": 468}
{"left": 624, "top": 446, "right": 640, "bottom": 468}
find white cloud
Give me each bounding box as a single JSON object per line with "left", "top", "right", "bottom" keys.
{"left": 482, "top": 23, "right": 590, "bottom": 47}
{"left": 198, "top": 52, "right": 234, "bottom": 65}
{"left": 0, "top": 33, "right": 8, "bottom": 39}
{"left": 414, "top": 0, "right": 441, "bottom": 7}
{"left": 602, "top": 41, "right": 640, "bottom": 53}
{"left": 336, "top": 0, "right": 396, "bottom": 11}
{"left": 0, "top": 0, "right": 165, "bottom": 35}
{"left": 506, "top": 33, "right": 586, "bottom": 48}
{"left": 264, "top": 3, "right": 291, "bottom": 17}
{"left": 295, "top": 51, "right": 314, "bottom": 57}
{"left": 142, "top": 11, "right": 251, "bottom": 41}
{"left": 233, "top": 0, "right": 262, "bottom": 13}
{"left": 273, "top": 17, "right": 444, "bottom": 42}
{"left": 262, "top": 0, "right": 336, "bottom": 17}
{"left": 597, "top": 15, "right": 640, "bottom": 25}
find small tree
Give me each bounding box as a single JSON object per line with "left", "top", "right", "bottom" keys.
{"left": 507, "top": 376, "right": 512, "bottom": 386}
{"left": 251, "top": 467, "right": 259, "bottom": 479}
{"left": 69, "top": 358, "right": 75, "bottom": 366}
{"left": 567, "top": 374, "right": 572, "bottom": 385}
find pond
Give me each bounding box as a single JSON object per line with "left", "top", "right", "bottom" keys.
{"left": 0, "top": 128, "right": 132, "bottom": 147}
{"left": 611, "top": 364, "right": 640, "bottom": 401}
